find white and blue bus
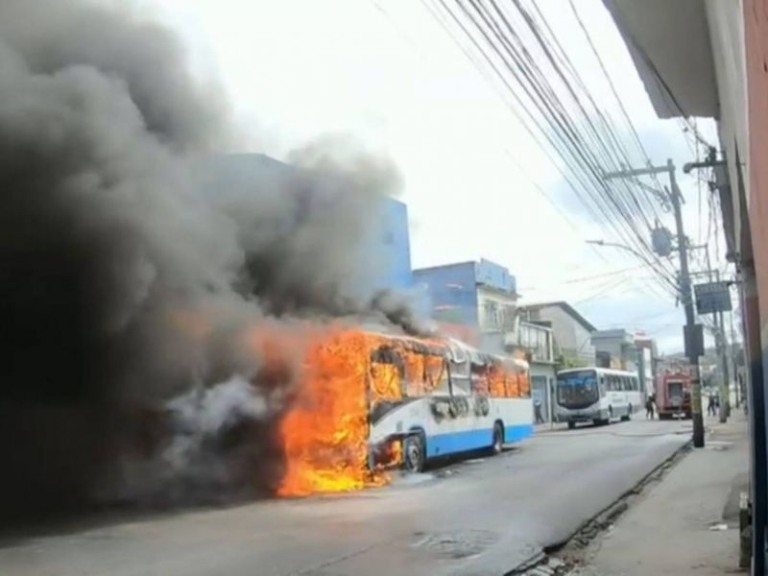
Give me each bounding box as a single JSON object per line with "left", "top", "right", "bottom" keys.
{"left": 555, "top": 367, "right": 642, "bottom": 429}
{"left": 367, "top": 335, "right": 534, "bottom": 472}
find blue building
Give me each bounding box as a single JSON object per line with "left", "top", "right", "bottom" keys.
{"left": 201, "top": 153, "right": 413, "bottom": 295}
{"left": 369, "top": 196, "right": 413, "bottom": 292}
{"left": 413, "top": 259, "right": 517, "bottom": 329}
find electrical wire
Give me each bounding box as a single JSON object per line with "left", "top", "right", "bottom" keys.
{"left": 428, "top": 0, "right": 681, "bottom": 299}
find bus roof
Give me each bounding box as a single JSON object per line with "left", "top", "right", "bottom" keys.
{"left": 361, "top": 329, "right": 515, "bottom": 369}
{"left": 557, "top": 367, "right": 639, "bottom": 377}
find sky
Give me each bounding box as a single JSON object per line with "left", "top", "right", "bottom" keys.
{"left": 142, "top": 0, "right": 730, "bottom": 353}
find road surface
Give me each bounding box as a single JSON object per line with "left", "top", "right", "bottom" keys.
{"left": 0, "top": 419, "right": 691, "bottom": 576}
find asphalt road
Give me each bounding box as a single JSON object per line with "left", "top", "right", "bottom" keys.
{"left": 0, "top": 418, "right": 691, "bottom": 576}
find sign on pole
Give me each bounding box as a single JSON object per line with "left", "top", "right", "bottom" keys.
{"left": 694, "top": 282, "right": 732, "bottom": 315}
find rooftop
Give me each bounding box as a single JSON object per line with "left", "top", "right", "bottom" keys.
{"left": 519, "top": 301, "right": 598, "bottom": 333}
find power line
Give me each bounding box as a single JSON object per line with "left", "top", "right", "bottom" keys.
{"left": 432, "top": 0, "right": 680, "bottom": 297}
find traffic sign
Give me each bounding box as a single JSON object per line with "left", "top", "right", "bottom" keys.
{"left": 694, "top": 281, "right": 732, "bottom": 314}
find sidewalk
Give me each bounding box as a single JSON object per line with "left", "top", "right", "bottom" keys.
{"left": 535, "top": 421, "right": 569, "bottom": 433}
{"left": 574, "top": 413, "right": 749, "bottom": 576}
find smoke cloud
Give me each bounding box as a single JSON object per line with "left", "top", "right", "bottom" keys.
{"left": 0, "top": 0, "right": 413, "bottom": 523}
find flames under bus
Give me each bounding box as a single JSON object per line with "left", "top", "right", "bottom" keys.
{"left": 367, "top": 334, "right": 534, "bottom": 473}
{"left": 555, "top": 367, "right": 642, "bottom": 429}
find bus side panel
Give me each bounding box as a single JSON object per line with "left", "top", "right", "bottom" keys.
{"left": 368, "top": 397, "right": 534, "bottom": 461}
{"left": 495, "top": 397, "right": 534, "bottom": 443}
{"left": 627, "top": 391, "right": 643, "bottom": 413}
{"left": 426, "top": 397, "right": 534, "bottom": 456}
{"left": 422, "top": 396, "right": 494, "bottom": 458}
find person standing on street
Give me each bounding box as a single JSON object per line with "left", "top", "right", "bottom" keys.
{"left": 708, "top": 393, "right": 717, "bottom": 417}
{"left": 645, "top": 394, "right": 655, "bottom": 419}
{"left": 534, "top": 395, "right": 544, "bottom": 424}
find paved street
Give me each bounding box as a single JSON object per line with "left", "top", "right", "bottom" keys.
{"left": 1, "top": 419, "right": 691, "bottom": 576}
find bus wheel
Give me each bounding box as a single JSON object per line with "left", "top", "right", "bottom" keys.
{"left": 567, "top": 421, "right": 576, "bottom": 430}
{"left": 491, "top": 422, "right": 504, "bottom": 455}
{"left": 404, "top": 432, "right": 426, "bottom": 473}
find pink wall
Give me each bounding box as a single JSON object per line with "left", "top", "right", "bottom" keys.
{"left": 744, "top": 0, "right": 768, "bottom": 333}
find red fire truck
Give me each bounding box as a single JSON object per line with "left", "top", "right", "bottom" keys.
{"left": 655, "top": 370, "right": 692, "bottom": 419}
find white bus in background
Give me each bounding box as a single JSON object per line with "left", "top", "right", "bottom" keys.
{"left": 555, "top": 367, "right": 642, "bottom": 429}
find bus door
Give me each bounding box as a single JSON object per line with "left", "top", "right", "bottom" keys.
{"left": 598, "top": 373, "right": 607, "bottom": 399}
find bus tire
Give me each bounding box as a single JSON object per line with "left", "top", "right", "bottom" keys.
{"left": 567, "top": 421, "right": 576, "bottom": 430}
{"left": 491, "top": 421, "right": 504, "bottom": 455}
{"left": 404, "top": 431, "right": 427, "bottom": 473}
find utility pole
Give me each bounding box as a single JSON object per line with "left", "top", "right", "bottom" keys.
{"left": 604, "top": 159, "right": 705, "bottom": 447}
{"left": 696, "top": 244, "right": 730, "bottom": 423}
{"left": 715, "top": 271, "right": 730, "bottom": 423}
{"left": 730, "top": 306, "right": 740, "bottom": 408}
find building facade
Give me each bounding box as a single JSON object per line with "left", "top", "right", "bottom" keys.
{"left": 370, "top": 197, "right": 413, "bottom": 292}
{"left": 202, "top": 153, "right": 414, "bottom": 295}
{"left": 520, "top": 301, "right": 597, "bottom": 368}
{"left": 415, "top": 260, "right": 557, "bottom": 421}
{"left": 592, "top": 329, "right": 641, "bottom": 371}
{"left": 592, "top": 329, "right": 658, "bottom": 398}
{"left": 413, "top": 259, "right": 517, "bottom": 328}
{"left": 603, "top": 1, "right": 767, "bottom": 570}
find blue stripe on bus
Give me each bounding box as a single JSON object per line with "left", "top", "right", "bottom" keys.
{"left": 425, "top": 424, "right": 534, "bottom": 458}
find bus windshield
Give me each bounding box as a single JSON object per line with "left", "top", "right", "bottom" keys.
{"left": 557, "top": 370, "right": 599, "bottom": 409}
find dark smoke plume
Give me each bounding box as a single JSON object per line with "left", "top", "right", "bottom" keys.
{"left": 0, "top": 0, "right": 414, "bottom": 522}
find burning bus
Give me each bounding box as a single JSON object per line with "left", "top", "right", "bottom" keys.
{"left": 655, "top": 369, "right": 693, "bottom": 419}
{"left": 272, "top": 326, "right": 534, "bottom": 496}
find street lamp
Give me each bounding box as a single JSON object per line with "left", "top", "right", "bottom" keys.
{"left": 586, "top": 239, "right": 648, "bottom": 262}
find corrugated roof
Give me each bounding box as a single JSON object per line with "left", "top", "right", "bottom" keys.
{"left": 519, "top": 301, "right": 597, "bottom": 333}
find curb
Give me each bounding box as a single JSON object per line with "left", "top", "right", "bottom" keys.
{"left": 503, "top": 439, "right": 693, "bottom": 576}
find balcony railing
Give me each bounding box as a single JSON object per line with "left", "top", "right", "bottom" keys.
{"left": 505, "top": 321, "right": 554, "bottom": 363}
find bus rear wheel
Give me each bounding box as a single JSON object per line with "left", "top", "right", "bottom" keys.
{"left": 491, "top": 422, "right": 504, "bottom": 455}
{"left": 404, "top": 432, "right": 426, "bottom": 473}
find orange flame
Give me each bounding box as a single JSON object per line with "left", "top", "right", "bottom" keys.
{"left": 241, "top": 324, "right": 531, "bottom": 498}
{"left": 276, "top": 329, "right": 396, "bottom": 496}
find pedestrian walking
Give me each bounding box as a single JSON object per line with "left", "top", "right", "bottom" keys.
{"left": 645, "top": 394, "right": 655, "bottom": 419}
{"left": 708, "top": 393, "right": 717, "bottom": 417}
{"left": 534, "top": 396, "right": 544, "bottom": 424}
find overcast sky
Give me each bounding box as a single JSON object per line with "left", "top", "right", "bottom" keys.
{"left": 144, "top": 0, "right": 729, "bottom": 353}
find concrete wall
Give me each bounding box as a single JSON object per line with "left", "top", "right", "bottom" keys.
{"left": 369, "top": 197, "right": 413, "bottom": 292}
{"left": 414, "top": 259, "right": 517, "bottom": 331}
{"left": 413, "top": 262, "right": 479, "bottom": 327}
{"left": 476, "top": 286, "right": 517, "bottom": 332}
{"left": 202, "top": 153, "right": 414, "bottom": 296}
{"left": 475, "top": 258, "right": 516, "bottom": 293}
{"left": 705, "top": 0, "right": 749, "bottom": 253}
{"left": 592, "top": 329, "right": 640, "bottom": 372}
{"left": 743, "top": 0, "right": 768, "bottom": 338}
{"left": 530, "top": 305, "right": 595, "bottom": 366}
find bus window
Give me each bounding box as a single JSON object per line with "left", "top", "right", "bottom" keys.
{"left": 370, "top": 362, "right": 403, "bottom": 401}
{"left": 557, "top": 370, "right": 599, "bottom": 408}
{"left": 486, "top": 363, "right": 506, "bottom": 397}
{"left": 424, "top": 356, "right": 448, "bottom": 395}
